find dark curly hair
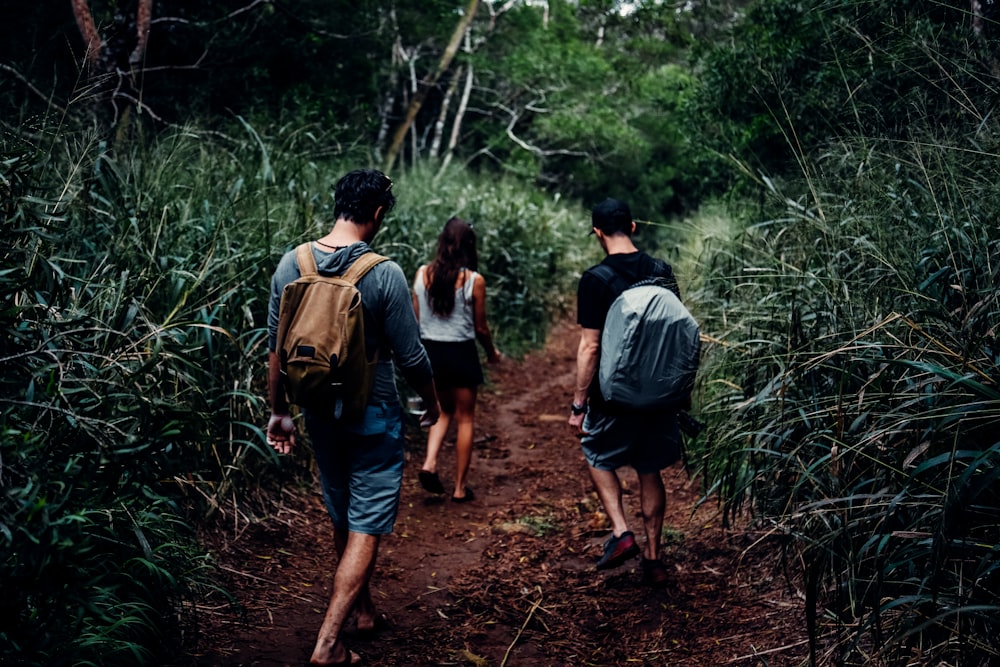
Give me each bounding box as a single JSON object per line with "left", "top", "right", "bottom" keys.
{"left": 333, "top": 169, "right": 396, "bottom": 224}
{"left": 428, "top": 217, "right": 478, "bottom": 316}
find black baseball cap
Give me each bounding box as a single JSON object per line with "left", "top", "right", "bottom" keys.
{"left": 590, "top": 198, "right": 632, "bottom": 235}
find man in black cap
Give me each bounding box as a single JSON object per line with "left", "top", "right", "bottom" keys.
{"left": 567, "top": 197, "right": 683, "bottom": 588}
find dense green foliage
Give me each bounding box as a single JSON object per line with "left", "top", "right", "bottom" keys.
{"left": 695, "top": 0, "right": 1000, "bottom": 181}
{"left": 5, "top": 0, "right": 1000, "bottom": 664}
{"left": 467, "top": 1, "right": 709, "bottom": 214}
{"left": 690, "top": 138, "right": 1000, "bottom": 663}
{"left": 0, "top": 127, "right": 274, "bottom": 665}
{"left": 0, "top": 0, "right": 711, "bottom": 220}
{"left": 0, "top": 115, "right": 592, "bottom": 663}
{"left": 686, "top": 2, "right": 1000, "bottom": 663}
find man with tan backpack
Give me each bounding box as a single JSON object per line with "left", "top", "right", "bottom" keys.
{"left": 266, "top": 168, "right": 440, "bottom": 666}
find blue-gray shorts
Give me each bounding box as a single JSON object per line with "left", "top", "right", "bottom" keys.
{"left": 304, "top": 402, "right": 405, "bottom": 535}
{"left": 580, "top": 406, "right": 682, "bottom": 474}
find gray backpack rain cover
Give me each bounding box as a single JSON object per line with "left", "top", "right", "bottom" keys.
{"left": 599, "top": 282, "right": 700, "bottom": 410}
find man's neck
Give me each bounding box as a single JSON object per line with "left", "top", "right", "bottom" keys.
{"left": 604, "top": 235, "right": 638, "bottom": 255}
{"left": 319, "top": 217, "right": 370, "bottom": 247}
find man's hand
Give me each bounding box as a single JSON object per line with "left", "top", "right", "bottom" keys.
{"left": 420, "top": 400, "right": 441, "bottom": 429}
{"left": 266, "top": 413, "right": 296, "bottom": 454}
{"left": 568, "top": 411, "right": 586, "bottom": 434}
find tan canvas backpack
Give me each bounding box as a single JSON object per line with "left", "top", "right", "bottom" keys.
{"left": 276, "top": 243, "right": 388, "bottom": 420}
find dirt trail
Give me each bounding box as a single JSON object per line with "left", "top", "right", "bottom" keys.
{"left": 188, "top": 320, "right": 808, "bottom": 666}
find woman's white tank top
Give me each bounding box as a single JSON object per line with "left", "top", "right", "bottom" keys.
{"left": 413, "top": 266, "right": 477, "bottom": 342}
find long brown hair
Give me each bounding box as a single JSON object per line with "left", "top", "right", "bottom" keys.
{"left": 428, "top": 217, "right": 478, "bottom": 316}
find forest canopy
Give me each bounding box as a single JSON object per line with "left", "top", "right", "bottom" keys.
{"left": 2, "top": 0, "right": 724, "bottom": 217}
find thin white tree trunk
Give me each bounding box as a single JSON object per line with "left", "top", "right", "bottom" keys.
{"left": 376, "top": 8, "right": 403, "bottom": 155}
{"left": 375, "top": 82, "right": 397, "bottom": 154}
{"left": 436, "top": 60, "right": 474, "bottom": 180}
{"left": 383, "top": 0, "right": 480, "bottom": 174}
{"left": 429, "top": 65, "right": 461, "bottom": 159}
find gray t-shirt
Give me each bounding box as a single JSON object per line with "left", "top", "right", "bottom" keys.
{"left": 268, "top": 241, "right": 433, "bottom": 405}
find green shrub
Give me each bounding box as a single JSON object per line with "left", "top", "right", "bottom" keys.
{"left": 1, "top": 115, "right": 594, "bottom": 663}
{"left": 692, "top": 132, "right": 1000, "bottom": 664}
{"left": 378, "top": 163, "right": 594, "bottom": 353}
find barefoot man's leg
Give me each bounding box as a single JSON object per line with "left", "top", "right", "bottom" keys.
{"left": 310, "top": 530, "right": 380, "bottom": 665}
{"left": 331, "top": 528, "right": 381, "bottom": 632}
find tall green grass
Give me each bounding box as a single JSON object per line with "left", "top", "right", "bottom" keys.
{"left": 689, "top": 133, "right": 1000, "bottom": 665}
{"left": 1, "top": 117, "right": 591, "bottom": 663}
{"left": 378, "top": 162, "right": 596, "bottom": 352}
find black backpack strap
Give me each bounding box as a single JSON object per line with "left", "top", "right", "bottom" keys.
{"left": 592, "top": 256, "right": 679, "bottom": 299}
{"left": 590, "top": 263, "right": 631, "bottom": 299}
{"left": 645, "top": 256, "right": 681, "bottom": 300}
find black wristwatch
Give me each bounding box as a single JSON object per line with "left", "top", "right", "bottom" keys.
{"left": 570, "top": 402, "right": 586, "bottom": 416}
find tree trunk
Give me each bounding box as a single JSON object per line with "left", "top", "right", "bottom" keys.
{"left": 376, "top": 13, "right": 404, "bottom": 155}
{"left": 70, "top": 0, "right": 103, "bottom": 69}
{"left": 429, "top": 65, "right": 461, "bottom": 159}
{"left": 129, "top": 0, "right": 152, "bottom": 66}
{"left": 436, "top": 60, "right": 474, "bottom": 181}
{"left": 383, "top": 0, "right": 480, "bottom": 175}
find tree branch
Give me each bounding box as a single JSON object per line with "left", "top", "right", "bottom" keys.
{"left": 437, "top": 60, "right": 475, "bottom": 180}
{"left": 112, "top": 90, "right": 166, "bottom": 123}
{"left": 0, "top": 64, "right": 68, "bottom": 114}
{"left": 497, "top": 100, "right": 587, "bottom": 158}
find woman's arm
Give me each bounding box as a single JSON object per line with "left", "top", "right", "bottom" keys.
{"left": 411, "top": 265, "right": 424, "bottom": 323}
{"left": 472, "top": 273, "right": 501, "bottom": 362}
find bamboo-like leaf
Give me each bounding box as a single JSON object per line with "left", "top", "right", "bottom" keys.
{"left": 889, "top": 359, "right": 1000, "bottom": 400}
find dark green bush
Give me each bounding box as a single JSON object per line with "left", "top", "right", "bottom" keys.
{"left": 691, "top": 132, "right": 1000, "bottom": 664}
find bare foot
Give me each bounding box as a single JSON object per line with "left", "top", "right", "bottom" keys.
{"left": 356, "top": 610, "right": 391, "bottom": 634}
{"left": 310, "top": 632, "right": 360, "bottom": 666}
{"left": 310, "top": 645, "right": 361, "bottom": 666}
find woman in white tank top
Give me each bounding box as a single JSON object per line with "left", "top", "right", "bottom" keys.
{"left": 412, "top": 218, "right": 501, "bottom": 502}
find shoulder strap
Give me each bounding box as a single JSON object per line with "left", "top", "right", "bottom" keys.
{"left": 646, "top": 256, "right": 681, "bottom": 299}
{"left": 341, "top": 252, "right": 389, "bottom": 285}
{"left": 462, "top": 269, "right": 476, "bottom": 300}
{"left": 590, "top": 263, "right": 631, "bottom": 298}
{"left": 296, "top": 243, "right": 319, "bottom": 277}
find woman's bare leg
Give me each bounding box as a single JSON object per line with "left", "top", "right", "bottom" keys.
{"left": 421, "top": 387, "right": 455, "bottom": 475}
{"left": 452, "top": 386, "right": 477, "bottom": 498}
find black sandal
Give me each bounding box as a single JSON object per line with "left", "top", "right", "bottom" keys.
{"left": 451, "top": 487, "right": 475, "bottom": 503}
{"left": 418, "top": 470, "right": 445, "bottom": 494}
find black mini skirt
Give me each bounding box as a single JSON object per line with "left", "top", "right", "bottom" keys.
{"left": 421, "top": 339, "right": 484, "bottom": 389}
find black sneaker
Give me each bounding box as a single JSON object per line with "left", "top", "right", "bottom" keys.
{"left": 595, "top": 531, "right": 640, "bottom": 570}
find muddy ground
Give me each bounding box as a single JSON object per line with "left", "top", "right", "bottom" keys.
{"left": 180, "top": 319, "right": 810, "bottom": 666}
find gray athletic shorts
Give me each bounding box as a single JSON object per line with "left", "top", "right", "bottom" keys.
{"left": 305, "top": 402, "right": 405, "bottom": 535}
{"left": 580, "top": 406, "right": 682, "bottom": 474}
